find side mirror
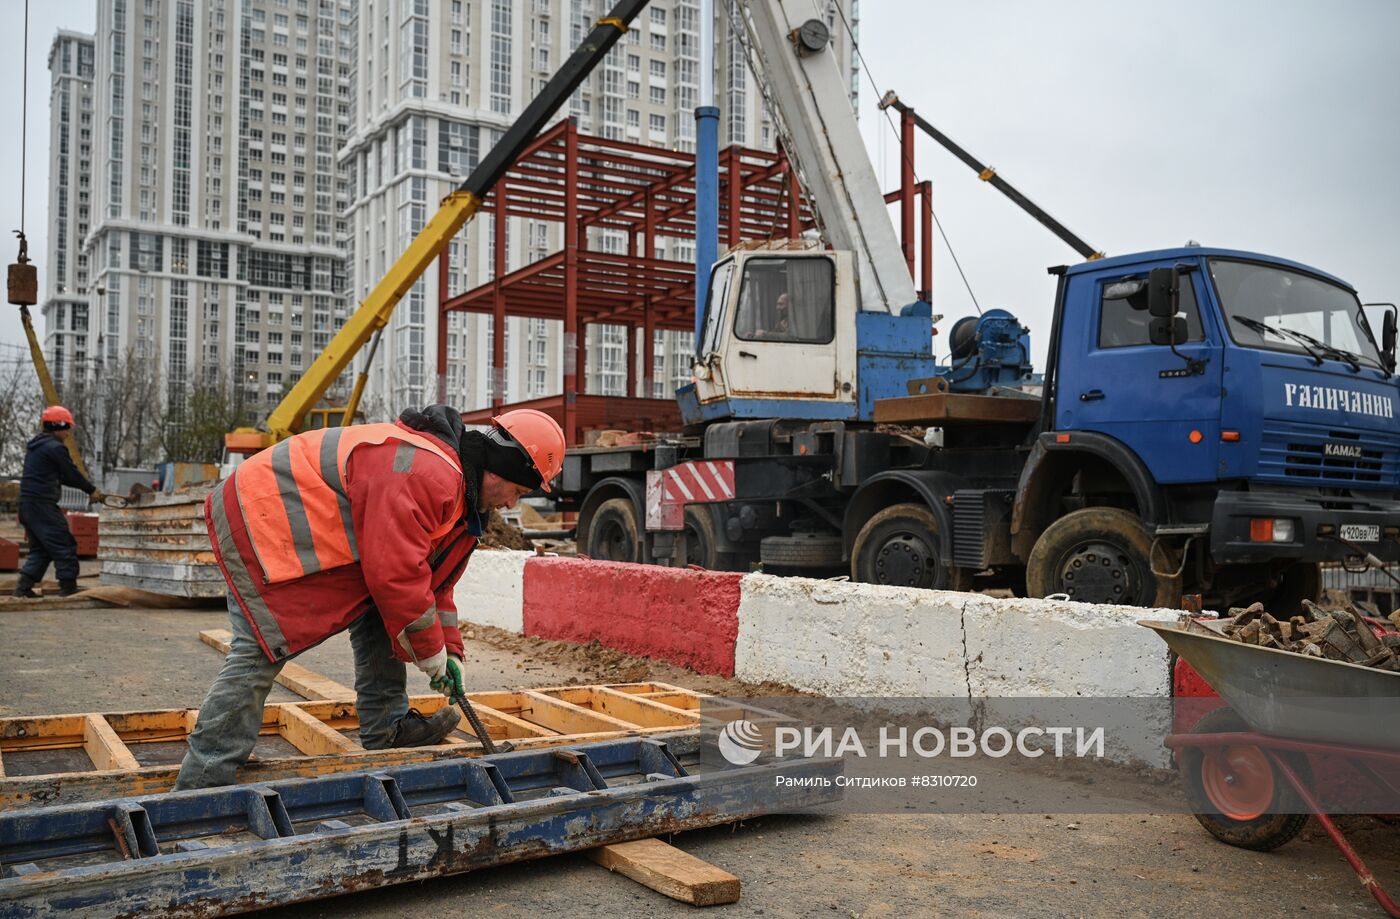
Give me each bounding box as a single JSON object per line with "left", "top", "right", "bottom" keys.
{"left": 1383, "top": 308, "right": 1397, "bottom": 373}
{"left": 1147, "top": 266, "right": 1177, "bottom": 319}
{"left": 1149, "top": 316, "right": 1188, "bottom": 346}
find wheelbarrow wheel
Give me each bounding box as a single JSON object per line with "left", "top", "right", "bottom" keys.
{"left": 1179, "top": 707, "right": 1310, "bottom": 851}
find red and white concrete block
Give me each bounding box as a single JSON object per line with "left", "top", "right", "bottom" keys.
{"left": 455, "top": 551, "right": 1173, "bottom": 699}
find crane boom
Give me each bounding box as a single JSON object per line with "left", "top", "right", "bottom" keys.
{"left": 878, "top": 91, "right": 1103, "bottom": 261}
{"left": 730, "top": 0, "right": 917, "bottom": 314}
{"left": 227, "top": 0, "right": 651, "bottom": 453}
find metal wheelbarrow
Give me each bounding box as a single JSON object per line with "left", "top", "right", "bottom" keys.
{"left": 1144, "top": 619, "right": 1400, "bottom": 917}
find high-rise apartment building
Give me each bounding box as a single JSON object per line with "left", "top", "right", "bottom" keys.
{"left": 50, "top": 0, "right": 859, "bottom": 444}
{"left": 42, "top": 31, "right": 97, "bottom": 389}
{"left": 79, "top": 0, "right": 355, "bottom": 435}
{"left": 343, "top": 0, "right": 858, "bottom": 417}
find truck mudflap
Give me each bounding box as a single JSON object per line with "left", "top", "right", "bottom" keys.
{"left": 0, "top": 736, "right": 841, "bottom": 918}
{"left": 1209, "top": 488, "right": 1400, "bottom": 564}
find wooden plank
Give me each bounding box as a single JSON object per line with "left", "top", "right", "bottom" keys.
{"left": 465, "top": 702, "right": 558, "bottom": 740}
{"left": 519, "top": 691, "right": 639, "bottom": 734}
{"left": 103, "top": 710, "right": 196, "bottom": 742}
{"left": 276, "top": 705, "right": 364, "bottom": 755}
{"left": 587, "top": 838, "right": 741, "bottom": 906}
{"left": 549, "top": 686, "right": 701, "bottom": 729}
{"left": 0, "top": 596, "right": 109, "bottom": 612}
{"left": 872, "top": 390, "right": 1041, "bottom": 425}
{"left": 82, "top": 715, "right": 141, "bottom": 771}
{"left": 200, "top": 628, "right": 355, "bottom": 700}
{"left": 78, "top": 586, "right": 202, "bottom": 609}
{"left": 640, "top": 691, "right": 702, "bottom": 711}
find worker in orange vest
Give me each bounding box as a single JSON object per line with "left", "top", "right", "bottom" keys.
{"left": 175, "top": 405, "right": 565, "bottom": 789}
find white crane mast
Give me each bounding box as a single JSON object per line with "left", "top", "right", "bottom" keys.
{"left": 731, "top": 0, "right": 917, "bottom": 314}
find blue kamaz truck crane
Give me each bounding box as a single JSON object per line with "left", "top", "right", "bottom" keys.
{"left": 554, "top": 0, "right": 1400, "bottom": 610}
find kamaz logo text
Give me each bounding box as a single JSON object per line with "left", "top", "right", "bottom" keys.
{"left": 1284, "top": 383, "right": 1394, "bottom": 419}
{"left": 1324, "top": 443, "right": 1364, "bottom": 459}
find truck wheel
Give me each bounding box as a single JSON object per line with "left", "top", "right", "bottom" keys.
{"left": 585, "top": 498, "right": 642, "bottom": 563}
{"left": 1026, "top": 507, "right": 1181, "bottom": 607}
{"left": 1265, "top": 563, "right": 1321, "bottom": 618}
{"left": 760, "top": 532, "right": 843, "bottom": 569}
{"left": 1179, "top": 707, "right": 1310, "bottom": 852}
{"left": 851, "top": 503, "right": 952, "bottom": 590}
{"left": 682, "top": 506, "right": 721, "bottom": 570}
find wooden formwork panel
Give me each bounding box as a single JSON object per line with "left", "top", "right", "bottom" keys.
{"left": 0, "top": 682, "right": 737, "bottom": 810}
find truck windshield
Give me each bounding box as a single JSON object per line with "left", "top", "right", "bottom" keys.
{"left": 1211, "top": 258, "right": 1383, "bottom": 368}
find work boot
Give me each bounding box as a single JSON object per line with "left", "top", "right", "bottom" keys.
{"left": 57, "top": 580, "right": 81, "bottom": 597}
{"left": 11, "top": 576, "right": 37, "bottom": 599}
{"left": 387, "top": 707, "right": 461, "bottom": 747}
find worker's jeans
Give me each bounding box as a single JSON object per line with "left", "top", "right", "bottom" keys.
{"left": 174, "top": 595, "right": 411, "bottom": 790}
{"left": 18, "top": 500, "right": 80, "bottom": 583}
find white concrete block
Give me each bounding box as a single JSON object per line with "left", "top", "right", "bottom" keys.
{"left": 962, "top": 594, "right": 1172, "bottom": 698}
{"left": 453, "top": 549, "right": 530, "bottom": 633}
{"left": 734, "top": 573, "right": 968, "bottom": 697}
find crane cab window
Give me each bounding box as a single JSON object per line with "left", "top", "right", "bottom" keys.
{"left": 1098, "top": 274, "right": 1204, "bottom": 349}
{"left": 734, "top": 257, "right": 835, "bottom": 344}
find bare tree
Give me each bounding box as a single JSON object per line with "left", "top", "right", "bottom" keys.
{"left": 159, "top": 372, "right": 250, "bottom": 464}
{"left": 0, "top": 349, "right": 47, "bottom": 477}
{"left": 58, "top": 347, "right": 167, "bottom": 474}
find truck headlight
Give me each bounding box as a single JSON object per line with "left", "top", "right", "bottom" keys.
{"left": 1249, "top": 518, "right": 1295, "bottom": 543}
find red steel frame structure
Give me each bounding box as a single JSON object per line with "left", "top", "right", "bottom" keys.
{"left": 438, "top": 116, "right": 932, "bottom": 446}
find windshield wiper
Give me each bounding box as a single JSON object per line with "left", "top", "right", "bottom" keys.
{"left": 1231, "top": 314, "right": 1371, "bottom": 372}
{"left": 1277, "top": 325, "right": 1363, "bottom": 373}
{"left": 1233, "top": 314, "right": 1326, "bottom": 367}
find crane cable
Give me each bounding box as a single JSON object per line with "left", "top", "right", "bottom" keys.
{"left": 20, "top": 0, "right": 27, "bottom": 238}
{"left": 828, "top": 2, "right": 984, "bottom": 318}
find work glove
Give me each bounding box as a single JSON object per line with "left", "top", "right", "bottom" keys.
{"left": 422, "top": 652, "right": 467, "bottom": 699}
{"left": 88, "top": 489, "right": 105, "bottom": 504}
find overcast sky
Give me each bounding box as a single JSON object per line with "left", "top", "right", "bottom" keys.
{"left": 855, "top": 0, "right": 1400, "bottom": 365}
{"left": 1, "top": 0, "right": 1396, "bottom": 370}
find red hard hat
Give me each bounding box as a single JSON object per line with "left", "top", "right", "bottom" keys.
{"left": 41, "top": 405, "right": 75, "bottom": 427}
{"left": 492, "top": 409, "right": 566, "bottom": 493}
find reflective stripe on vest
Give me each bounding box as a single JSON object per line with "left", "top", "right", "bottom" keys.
{"left": 234, "top": 423, "right": 463, "bottom": 584}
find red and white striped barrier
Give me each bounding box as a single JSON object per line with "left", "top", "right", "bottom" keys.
{"left": 455, "top": 551, "right": 1173, "bottom": 698}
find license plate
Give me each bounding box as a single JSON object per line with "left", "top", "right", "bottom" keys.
{"left": 1339, "top": 524, "right": 1380, "bottom": 543}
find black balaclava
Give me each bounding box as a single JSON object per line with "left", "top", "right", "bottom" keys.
{"left": 397, "top": 405, "right": 540, "bottom": 513}
{"left": 480, "top": 426, "right": 543, "bottom": 491}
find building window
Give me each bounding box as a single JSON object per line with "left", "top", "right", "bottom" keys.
{"left": 490, "top": 0, "right": 513, "bottom": 113}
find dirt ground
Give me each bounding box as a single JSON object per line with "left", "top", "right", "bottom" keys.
{"left": 3, "top": 602, "right": 1400, "bottom": 917}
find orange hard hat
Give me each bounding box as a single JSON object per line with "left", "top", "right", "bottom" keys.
{"left": 492, "top": 409, "right": 565, "bottom": 493}
{"left": 41, "top": 405, "right": 75, "bottom": 427}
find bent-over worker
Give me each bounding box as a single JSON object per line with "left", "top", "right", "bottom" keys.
{"left": 174, "top": 404, "right": 566, "bottom": 789}
{"left": 14, "top": 405, "right": 103, "bottom": 598}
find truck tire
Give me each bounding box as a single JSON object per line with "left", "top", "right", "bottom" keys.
{"left": 1265, "top": 563, "right": 1322, "bottom": 617}
{"left": 851, "top": 503, "right": 952, "bottom": 590}
{"left": 1026, "top": 507, "right": 1181, "bottom": 608}
{"left": 760, "top": 532, "right": 843, "bottom": 569}
{"left": 585, "top": 497, "right": 642, "bottom": 563}
{"left": 682, "top": 506, "right": 725, "bottom": 570}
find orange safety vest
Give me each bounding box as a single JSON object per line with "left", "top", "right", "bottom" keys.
{"left": 233, "top": 423, "right": 463, "bottom": 585}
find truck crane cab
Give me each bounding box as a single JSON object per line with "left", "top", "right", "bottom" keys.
{"left": 683, "top": 245, "right": 1033, "bottom": 425}
{"left": 688, "top": 247, "right": 858, "bottom": 418}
